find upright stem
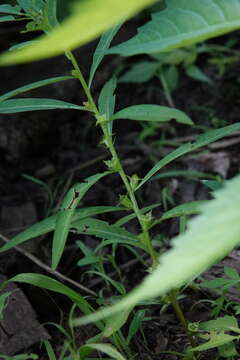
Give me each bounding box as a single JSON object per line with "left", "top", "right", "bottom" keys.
{"left": 66, "top": 51, "right": 157, "bottom": 266}
{"left": 168, "top": 292, "right": 197, "bottom": 356}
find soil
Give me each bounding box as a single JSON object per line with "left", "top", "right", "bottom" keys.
{"left": 0, "top": 19, "right": 240, "bottom": 360}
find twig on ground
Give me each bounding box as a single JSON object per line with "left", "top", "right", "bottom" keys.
{"left": 0, "top": 233, "right": 97, "bottom": 297}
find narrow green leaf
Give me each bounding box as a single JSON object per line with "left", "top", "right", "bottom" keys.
{"left": 224, "top": 266, "right": 239, "bottom": 280}
{"left": 10, "top": 273, "right": 93, "bottom": 315}
{"left": 80, "top": 343, "right": 126, "bottom": 360}
{"left": 151, "top": 170, "right": 216, "bottom": 181}
{"left": 192, "top": 334, "right": 239, "bottom": 352}
{"left": 43, "top": 340, "right": 57, "bottom": 360}
{"left": 77, "top": 256, "right": 103, "bottom": 267}
{"left": 198, "top": 316, "right": 238, "bottom": 332}
{"left": 0, "top": 0, "right": 157, "bottom": 65}
{"left": 0, "top": 98, "right": 86, "bottom": 114}
{"left": 99, "top": 77, "right": 117, "bottom": 117}
{"left": 0, "top": 206, "right": 125, "bottom": 253}
{"left": 87, "top": 270, "right": 125, "bottom": 295}
{"left": 73, "top": 174, "right": 240, "bottom": 325}
{"left": 0, "top": 76, "right": 74, "bottom": 102}
{"left": 71, "top": 218, "right": 146, "bottom": 251}
{"left": 186, "top": 64, "right": 212, "bottom": 84}
{"left": 0, "top": 292, "right": 11, "bottom": 319}
{"left": 0, "top": 15, "right": 15, "bottom": 22}
{"left": 98, "top": 76, "right": 117, "bottom": 136}
{"left": 137, "top": 123, "right": 240, "bottom": 189}
{"left": 89, "top": 24, "right": 122, "bottom": 87}
{"left": 109, "top": 0, "right": 240, "bottom": 56}
{"left": 160, "top": 200, "right": 209, "bottom": 221}
{"left": 9, "top": 40, "right": 38, "bottom": 52}
{"left": 46, "top": 0, "right": 58, "bottom": 28}
{"left": 52, "top": 172, "right": 110, "bottom": 270}
{"left": 103, "top": 307, "right": 133, "bottom": 337}
{"left": 113, "top": 105, "right": 193, "bottom": 125}
{"left": 0, "top": 5, "right": 22, "bottom": 15}
{"left": 119, "top": 61, "right": 159, "bottom": 83}
{"left": 127, "top": 310, "right": 146, "bottom": 343}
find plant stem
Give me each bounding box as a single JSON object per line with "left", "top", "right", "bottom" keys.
{"left": 168, "top": 290, "right": 197, "bottom": 351}
{"left": 66, "top": 51, "right": 157, "bottom": 266}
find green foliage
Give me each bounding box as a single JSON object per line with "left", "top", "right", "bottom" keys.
{"left": 52, "top": 172, "right": 111, "bottom": 269}
{"left": 0, "top": 98, "right": 86, "bottom": 113}
{"left": 0, "top": 0, "right": 158, "bottom": 64}
{"left": 73, "top": 174, "right": 240, "bottom": 325}
{"left": 113, "top": 104, "right": 193, "bottom": 125}
{"left": 1, "top": 0, "right": 240, "bottom": 358}
{"left": 109, "top": 0, "right": 240, "bottom": 56}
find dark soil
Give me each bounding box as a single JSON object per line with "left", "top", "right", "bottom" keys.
{"left": 1, "top": 20, "right": 240, "bottom": 360}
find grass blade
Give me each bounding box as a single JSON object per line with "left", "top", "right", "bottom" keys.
{"left": 0, "top": 76, "right": 73, "bottom": 102}
{"left": 137, "top": 123, "right": 240, "bottom": 189}
{"left": 0, "top": 98, "right": 86, "bottom": 113}
{"left": 0, "top": 206, "right": 125, "bottom": 253}
{"left": 89, "top": 24, "right": 122, "bottom": 87}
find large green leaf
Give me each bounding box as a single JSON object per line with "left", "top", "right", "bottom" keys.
{"left": 0, "top": 98, "right": 85, "bottom": 113}
{"left": 0, "top": 0, "right": 157, "bottom": 65}
{"left": 137, "top": 123, "right": 240, "bottom": 189}
{"left": 74, "top": 174, "right": 240, "bottom": 325}
{"left": 109, "top": 0, "right": 240, "bottom": 56}
{"left": 113, "top": 105, "right": 193, "bottom": 125}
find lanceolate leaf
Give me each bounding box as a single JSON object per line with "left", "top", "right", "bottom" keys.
{"left": 109, "top": 0, "right": 240, "bottom": 56}
{"left": 0, "top": 0, "right": 157, "bottom": 65}
{"left": 0, "top": 76, "right": 74, "bottom": 102}
{"left": 74, "top": 174, "right": 240, "bottom": 326}
{"left": 80, "top": 343, "right": 126, "bottom": 360}
{"left": 160, "top": 200, "right": 209, "bottom": 221}
{"left": 0, "top": 5, "right": 22, "bottom": 15}
{"left": 0, "top": 15, "right": 15, "bottom": 22}
{"left": 0, "top": 98, "right": 86, "bottom": 114}
{"left": 0, "top": 206, "right": 125, "bottom": 253}
{"left": 98, "top": 76, "right": 117, "bottom": 135}
{"left": 71, "top": 218, "right": 146, "bottom": 251}
{"left": 10, "top": 273, "right": 92, "bottom": 312}
{"left": 52, "top": 172, "right": 110, "bottom": 270}
{"left": 89, "top": 24, "right": 122, "bottom": 87}
{"left": 113, "top": 105, "right": 193, "bottom": 125}
{"left": 137, "top": 123, "right": 240, "bottom": 189}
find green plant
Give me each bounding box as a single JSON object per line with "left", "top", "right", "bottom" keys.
{"left": 1, "top": 0, "right": 240, "bottom": 359}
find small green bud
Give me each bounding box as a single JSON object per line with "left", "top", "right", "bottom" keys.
{"left": 71, "top": 70, "right": 79, "bottom": 78}
{"left": 188, "top": 322, "right": 199, "bottom": 333}
{"left": 104, "top": 158, "right": 120, "bottom": 172}
{"left": 119, "top": 194, "right": 133, "bottom": 209}
{"left": 140, "top": 212, "right": 154, "bottom": 230}
{"left": 96, "top": 114, "right": 108, "bottom": 126}
{"left": 130, "top": 174, "right": 140, "bottom": 191}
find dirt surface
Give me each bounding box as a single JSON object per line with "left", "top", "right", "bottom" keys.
{"left": 0, "top": 21, "right": 240, "bottom": 359}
